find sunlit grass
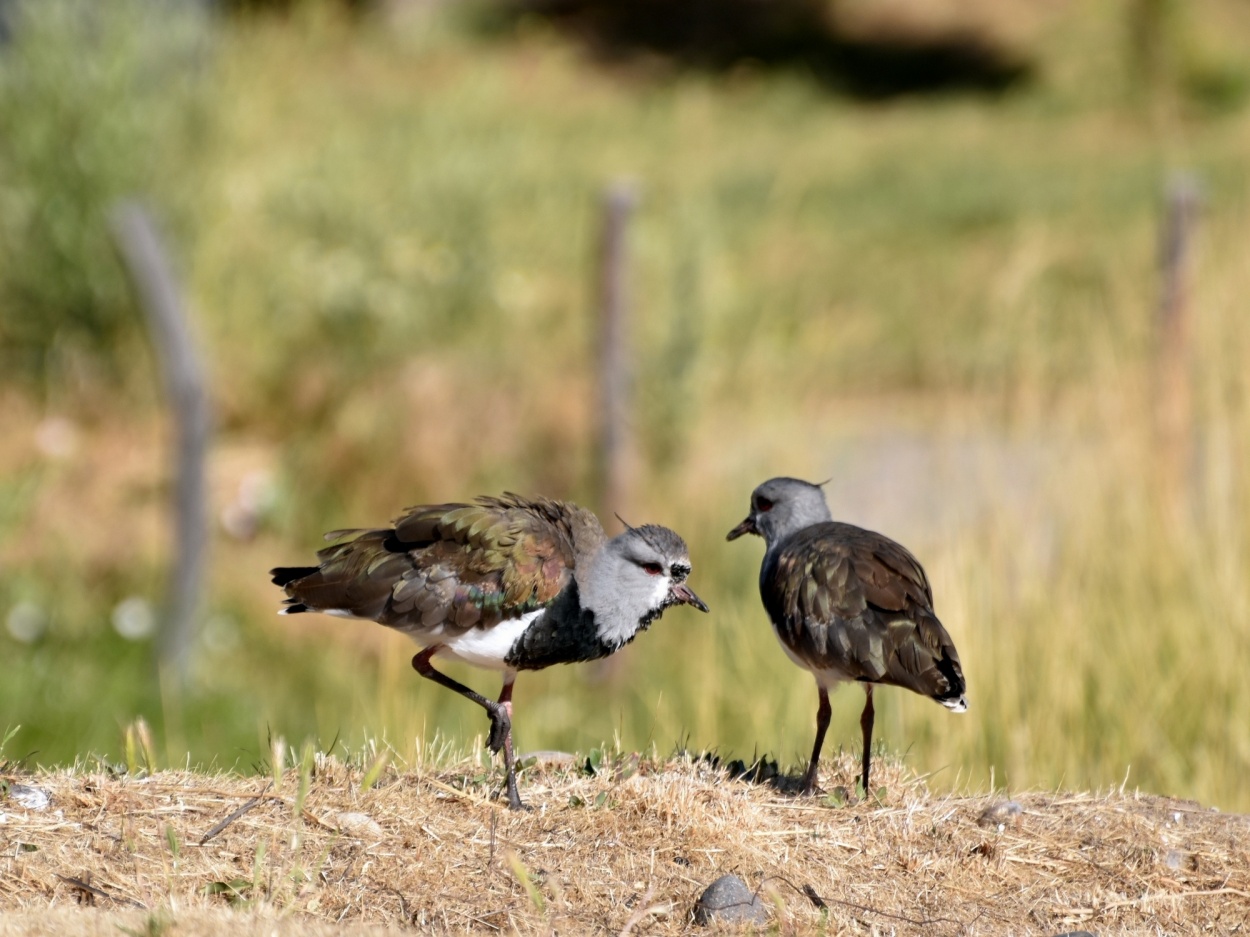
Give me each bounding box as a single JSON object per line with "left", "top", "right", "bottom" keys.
{"left": 2, "top": 3, "right": 1250, "bottom": 811}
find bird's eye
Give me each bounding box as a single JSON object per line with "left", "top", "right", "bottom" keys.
{"left": 641, "top": 562, "right": 663, "bottom": 575}
{"left": 756, "top": 497, "right": 774, "bottom": 513}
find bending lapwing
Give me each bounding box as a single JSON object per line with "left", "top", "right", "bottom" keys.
{"left": 273, "top": 492, "right": 707, "bottom": 810}
{"left": 727, "top": 477, "right": 966, "bottom": 795}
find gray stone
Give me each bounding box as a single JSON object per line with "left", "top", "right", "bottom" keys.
{"left": 693, "top": 874, "right": 768, "bottom": 926}
{"left": 9, "top": 784, "right": 50, "bottom": 811}
{"left": 977, "top": 800, "right": 1022, "bottom": 830}
{"left": 517, "top": 750, "right": 578, "bottom": 768}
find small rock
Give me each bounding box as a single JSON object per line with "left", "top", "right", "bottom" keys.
{"left": 977, "top": 800, "right": 1022, "bottom": 830}
{"left": 693, "top": 874, "right": 768, "bottom": 926}
{"left": 1050, "top": 932, "right": 1096, "bottom": 937}
{"left": 334, "top": 812, "right": 383, "bottom": 838}
{"left": 518, "top": 750, "right": 578, "bottom": 768}
{"left": 1164, "top": 848, "right": 1196, "bottom": 871}
{"left": 9, "top": 785, "right": 50, "bottom": 811}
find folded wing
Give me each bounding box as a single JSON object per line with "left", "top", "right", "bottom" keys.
{"left": 272, "top": 494, "right": 600, "bottom": 635}
{"left": 762, "top": 522, "right": 966, "bottom": 706}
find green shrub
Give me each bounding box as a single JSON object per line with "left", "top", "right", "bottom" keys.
{"left": 0, "top": 0, "right": 210, "bottom": 391}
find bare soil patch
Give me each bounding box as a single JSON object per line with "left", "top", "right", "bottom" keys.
{"left": 2, "top": 752, "right": 1248, "bottom": 935}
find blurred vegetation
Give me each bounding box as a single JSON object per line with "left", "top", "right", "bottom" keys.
{"left": 2, "top": 0, "right": 1250, "bottom": 811}
{"left": 496, "top": 0, "right": 1031, "bottom": 97}
{"left": 0, "top": 0, "right": 211, "bottom": 393}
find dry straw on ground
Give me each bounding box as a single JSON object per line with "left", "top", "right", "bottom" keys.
{"left": 2, "top": 750, "right": 1248, "bottom": 935}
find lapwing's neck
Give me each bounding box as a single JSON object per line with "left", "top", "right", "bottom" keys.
{"left": 503, "top": 582, "right": 623, "bottom": 671}
{"left": 575, "top": 546, "right": 668, "bottom": 653}
{"left": 759, "top": 530, "right": 801, "bottom": 593}
{"left": 587, "top": 596, "right": 656, "bottom": 653}
{"left": 761, "top": 532, "right": 791, "bottom": 566}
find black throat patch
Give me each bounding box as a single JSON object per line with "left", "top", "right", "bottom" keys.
{"left": 504, "top": 582, "right": 615, "bottom": 670}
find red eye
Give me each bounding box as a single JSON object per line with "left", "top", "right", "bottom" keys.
{"left": 642, "top": 562, "right": 663, "bottom": 575}
{"left": 756, "top": 497, "right": 774, "bottom": 513}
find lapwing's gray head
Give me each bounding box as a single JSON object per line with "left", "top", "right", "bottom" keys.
{"left": 727, "top": 476, "right": 833, "bottom": 547}
{"left": 579, "top": 523, "right": 708, "bottom": 649}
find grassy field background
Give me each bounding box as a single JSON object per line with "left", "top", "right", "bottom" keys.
{"left": 3, "top": 0, "right": 1250, "bottom": 811}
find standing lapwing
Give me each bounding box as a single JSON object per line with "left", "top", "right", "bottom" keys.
{"left": 272, "top": 492, "right": 707, "bottom": 810}
{"left": 727, "top": 477, "right": 966, "bottom": 795}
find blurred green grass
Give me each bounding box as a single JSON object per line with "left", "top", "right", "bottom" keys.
{"left": 3, "top": 1, "right": 1250, "bottom": 809}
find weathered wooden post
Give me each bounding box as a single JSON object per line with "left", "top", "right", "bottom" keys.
{"left": 589, "top": 180, "right": 639, "bottom": 684}
{"left": 594, "top": 179, "right": 639, "bottom": 522}
{"left": 1129, "top": 0, "right": 1177, "bottom": 96}
{"left": 1153, "top": 173, "right": 1200, "bottom": 514}
{"left": 110, "top": 201, "right": 212, "bottom": 687}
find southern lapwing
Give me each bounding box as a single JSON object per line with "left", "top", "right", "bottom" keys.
{"left": 727, "top": 477, "right": 966, "bottom": 795}
{"left": 272, "top": 492, "right": 707, "bottom": 810}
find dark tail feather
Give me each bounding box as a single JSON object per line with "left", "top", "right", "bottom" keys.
{"left": 271, "top": 566, "right": 319, "bottom": 587}
{"left": 933, "top": 652, "right": 968, "bottom": 711}
{"left": 936, "top": 654, "right": 965, "bottom": 696}
{"left": 280, "top": 602, "right": 310, "bottom": 615}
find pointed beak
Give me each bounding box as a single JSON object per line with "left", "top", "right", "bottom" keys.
{"left": 669, "top": 582, "right": 709, "bottom": 613}
{"left": 726, "top": 516, "right": 758, "bottom": 541}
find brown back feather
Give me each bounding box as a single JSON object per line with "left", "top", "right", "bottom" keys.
{"left": 280, "top": 494, "right": 603, "bottom": 634}
{"left": 762, "top": 522, "right": 965, "bottom": 703}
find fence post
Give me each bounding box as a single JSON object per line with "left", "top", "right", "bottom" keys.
{"left": 1154, "top": 173, "right": 1199, "bottom": 513}
{"left": 110, "top": 201, "right": 212, "bottom": 687}
{"left": 595, "top": 179, "right": 639, "bottom": 521}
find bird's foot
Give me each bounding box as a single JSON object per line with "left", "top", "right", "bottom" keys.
{"left": 800, "top": 769, "right": 822, "bottom": 797}
{"left": 504, "top": 771, "right": 530, "bottom": 811}
{"left": 487, "top": 708, "right": 512, "bottom": 755}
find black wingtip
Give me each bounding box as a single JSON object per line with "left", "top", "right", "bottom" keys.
{"left": 270, "top": 566, "right": 318, "bottom": 587}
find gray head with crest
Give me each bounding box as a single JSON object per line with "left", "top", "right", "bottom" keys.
{"left": 726, "top": 476, "right": 832, "bottom": 547}
{"left": 580, "top": 522, "right": 708, "bottom": 649}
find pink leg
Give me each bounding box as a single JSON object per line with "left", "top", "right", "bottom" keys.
{"left": 412, "top": 650, "right": 525, "bottom": 810}
{"left": 496, "top": 676, "right": 523, "bottom": 810}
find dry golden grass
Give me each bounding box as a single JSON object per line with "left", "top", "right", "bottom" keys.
{"left": 3, "top": 752, "right": 1248, "bottom": 936}
{"left": 8, "top": 0, "right": 1250, "bottom": 864}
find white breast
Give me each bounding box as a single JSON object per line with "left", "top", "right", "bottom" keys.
{"left": 297, "top": 605, "right": 544, "bottom": 673}
{"left": 430, "top": 609, "right": 544, "bottom": 671}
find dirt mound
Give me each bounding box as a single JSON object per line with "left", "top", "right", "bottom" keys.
{"left": 3, "top": 751, "right": 1248, "bottom": 934}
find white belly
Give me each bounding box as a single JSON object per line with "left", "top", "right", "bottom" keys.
{"left": 308, "top": 606, "right": 542, "bottom": 673}
{"left": 429, "top": 610, "right": 543, "bottom": 671}
{"left": 772, "top": 625, "right": 855, "bottom": 690}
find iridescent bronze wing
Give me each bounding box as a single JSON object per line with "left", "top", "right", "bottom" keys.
{"left": 762, "top": 522, "right": 965, "bottom": 704}
{"left": 273, "top": 494, "right": 600, "bottom": 634}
